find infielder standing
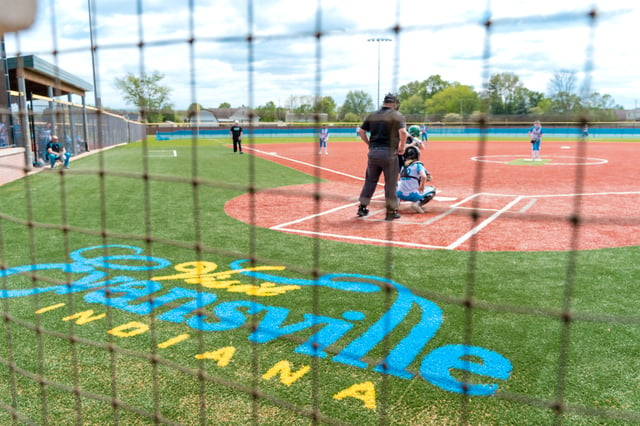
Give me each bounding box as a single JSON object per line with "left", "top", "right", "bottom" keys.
{"left": 230, "top": 120, "right": 243, "bottom": 154}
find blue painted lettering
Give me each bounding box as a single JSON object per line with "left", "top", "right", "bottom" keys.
{"left": 0, "top": 245, "right": 513, "bottom": 395}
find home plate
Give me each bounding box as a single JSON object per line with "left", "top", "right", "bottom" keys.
{"left": 561, "top": 146, "right": 571, "bottom": 149}
{"left": 435, "top": 196, "right": 457, "bottom": 201}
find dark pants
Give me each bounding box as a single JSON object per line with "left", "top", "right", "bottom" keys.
{"left": 359, "top": 147, "right": 399, "bottom": 211}
{"left": 233, "top": 138, "right": 242, "bottom": 153}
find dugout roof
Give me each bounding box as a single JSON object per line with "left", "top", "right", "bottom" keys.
{"left": 5, "top": 55, "right": 92, "bottom": 97}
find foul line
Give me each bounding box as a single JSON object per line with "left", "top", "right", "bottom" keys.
{"left": 245, "top": 146, "right": 367, "bottom": 182}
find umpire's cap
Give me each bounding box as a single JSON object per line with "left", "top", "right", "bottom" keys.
{"left": 383, "top": 93, "right": 398, "bottom": 104}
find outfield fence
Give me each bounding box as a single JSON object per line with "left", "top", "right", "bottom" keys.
{"left": 152, "top": 122, "right": 640, "bottom": 141}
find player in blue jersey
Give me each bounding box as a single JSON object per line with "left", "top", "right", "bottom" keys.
{"left": 527, "top": 120, "right": 543, "bottom": 161}
{"left": 319, "top": 124, "right": 329, "bottom": 154}
{"left": 420, "top": 123, "right": 429, "bottom": 145}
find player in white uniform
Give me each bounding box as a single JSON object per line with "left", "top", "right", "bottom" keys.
{"left": 396, "top": 146, "right": 435, "bottom": 213}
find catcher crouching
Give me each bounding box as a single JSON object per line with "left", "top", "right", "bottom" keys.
{"left": 396, "top": 146, "right": 435, "bottom": 213}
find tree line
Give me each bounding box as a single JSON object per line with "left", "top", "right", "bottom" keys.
{"left": 115, "top": 70, "right": 622, "bottom": 123}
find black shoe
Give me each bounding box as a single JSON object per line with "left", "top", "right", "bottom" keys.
{"left": 385, "top": 210, "right": 400, "bottom": 221}
{"left": 357, "top": 205, "right": 369, "bottom": 217}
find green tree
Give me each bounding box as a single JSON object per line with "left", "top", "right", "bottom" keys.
{"left": 159, "top": 105, "right": 180, "bottom": 123}
{"left": 583, "top": 92, "right": 618, "bottom": 120}
{"left": 294, "top": 103, "right": 313, "bottom": 114}
{"left": 547, "top": 70, "right": 580, "bottom": 114}
{"left": 550, "top": 92, "right": 581, "bottom": 114}
{"left": 485, "top": 72, "right": 524, "bottom": 115}
{"left": 510, "top": 87, "right": 546, "bottom": 115}
{"left": 399, "top": 94, "right": 426, "bottom": 115}
{"left": 186, "top": 103, "right": 203, "bottom": 120}
{"left": 343, "top": 112, "right": 361, "bottom": 123}
{"left": 424, "top": 75, "right": 450, "bottom": 98}
{"left": 530, "top": 98, "right": 552, "bottom": 115}
{"left": 425, "top": 84, "right": 479, "bottom": 120}
{"left": 256, "top": 101, "right": 278, "bottom": 122}
{"left": 114, "top": 71, "right": 172, "bottom": 122}
{"left": 341, "top": 90, "right": 373, "bottom": 119}
{"left": 315, "top": 96, "right": 337, "bottom": 120}
{"left": 398, "top": 81, "right": 427, "bottom": 104}
{"left": 218, "top": 102, "right": 231, "bottom": 108}
{"left": 398, "top": 76, "right": 452, "bottom": 116}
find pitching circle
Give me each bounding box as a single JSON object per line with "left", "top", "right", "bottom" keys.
{"left": 471, "top": 154, "right": 608, "bottom": 166}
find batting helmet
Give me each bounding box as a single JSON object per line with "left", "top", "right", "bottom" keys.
{"left": 408, "top": 125, "right": 421, "bottom": 138}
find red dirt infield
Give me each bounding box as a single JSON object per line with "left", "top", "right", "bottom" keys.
{"left": 224, "top": 139, "right": 640, "bottom": 251}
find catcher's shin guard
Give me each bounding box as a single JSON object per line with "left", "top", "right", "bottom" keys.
{"left": 420, "top": 187, "right": 436, "bottom": 206}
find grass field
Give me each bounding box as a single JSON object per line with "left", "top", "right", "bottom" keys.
{"left": 1, "top": 137, "right": 639, "bottom": 424}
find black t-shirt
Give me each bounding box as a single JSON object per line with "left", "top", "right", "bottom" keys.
{"left": 360, "top": 107, "right": 406, "bottom": 149}
{"left": 230, "top": 125, "right": 243, "bottom": 139}
{"left": 47, "top": 141, "right": 63, "bottom": 154}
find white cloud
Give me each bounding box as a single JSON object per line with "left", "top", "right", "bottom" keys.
{"left": 3, "top": 0, "right": 639, "bottom": 111}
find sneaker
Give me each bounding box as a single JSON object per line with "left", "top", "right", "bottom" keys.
{"left": 357, "top": 205, "right": 369, "bottom": 217}
{"left": 411, "top": 202, "right": 424, "bottom": 213}
{"left": 420, "top": 193, "right": 435, "bottom": 206}
{"left": 240, "top": 151, "right": 244, "bottom": 154}
{"left": 385, "top": 210, "right": 401, "bottom": 221}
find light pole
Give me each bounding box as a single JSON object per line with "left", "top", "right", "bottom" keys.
{"left": 367, "top": 37, "right": 391, "bottom": 108}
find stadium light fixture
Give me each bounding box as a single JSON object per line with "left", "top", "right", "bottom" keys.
{"left": 367, "top": 37, "right": 391, "bottom": 108}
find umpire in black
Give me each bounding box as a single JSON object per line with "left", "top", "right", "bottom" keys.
{"left": 356, "top": 93, "right": 408, "bottom": 221}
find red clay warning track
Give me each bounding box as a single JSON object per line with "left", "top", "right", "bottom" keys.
{"left": 225, "top": 140, "right": 640, "bottom": 251}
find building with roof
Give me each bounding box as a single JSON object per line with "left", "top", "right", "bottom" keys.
{"left": 188, "top": 107, "right": 259, "bottom": 126}
{"left": 0, "top": 54, "right": 92, "bottom": 174}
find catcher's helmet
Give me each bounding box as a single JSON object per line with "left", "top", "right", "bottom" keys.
{"left": 408, "top": 125, "right": 421, "bottom": 138}
{"left": 404, "top": 146, "right": 420, "bottom": 160}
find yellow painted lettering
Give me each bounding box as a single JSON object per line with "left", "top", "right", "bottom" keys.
{"left": 152, "top": 261, "right": 218, "bottom": 281}
{"left": 249, "top": 283, "right": 301, "bottom": 297}
{"left": 158, "top": 334, "right": 190, "bottom": 349}
{"left": 262, "top": 360, "right": 310, "bottom": 387}
{"left": 151, "top": 261, "right": 296, "bottom": 296}
{"left": 195, "top": 346, "right": 236, "bottom": 367}
{"left": 35, "top": 303, "right": 65, "bottom": 314}
{"left": 107, "top": 321, "right": 149, "bottom": 337}
{"left": 211, "top": 265, "right": 286, "bottom": 280}
{"left": 333, "top": 381, "right": 377, "bottom": 410}
{"left": 62, "top": 310, "right": 106, "bottom": 325}
{"left": 198, "top": 278, "right": 239, "bottom": 289}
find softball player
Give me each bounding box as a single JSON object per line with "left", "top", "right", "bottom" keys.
{"left": 528, "top": 120, "right": 543, "bottom": 161}
{"left": 396, "top": 146, "right": 435, "bottom": 213}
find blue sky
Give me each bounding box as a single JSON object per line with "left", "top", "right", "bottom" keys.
{"left": 3, "top": 0, "right": 639, "bottom": 111}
